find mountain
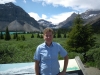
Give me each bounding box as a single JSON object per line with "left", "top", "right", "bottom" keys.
{"left": 81, "top": 10, "right": 100, "bottom": 23}
{"left": 37, "top": 10, "right": 100, "bottom": 32}
{"left": 0, "top": 2, "right": 42, "bottom": 32}
{"left": 57, "top": 13, "right": 77, "bottom": 29}
{"left": 1, "top": 2, "right": 100, "bottom": 33}
{"left": 38, "top": 19, "right": 56, "bottom": 28}
{"left": 57, "top": 9, "right": 100, "bottom": 33}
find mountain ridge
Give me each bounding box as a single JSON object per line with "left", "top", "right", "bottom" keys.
{"left": 0, "top": 2, "right": 42, "bottom": 32}
{"left": 56, "top": 10, "right": 100, "bottom": 33}
{"left": 0, "top": 2, "right": 100, "bottom": 33}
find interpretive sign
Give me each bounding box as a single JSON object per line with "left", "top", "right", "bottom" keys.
{"left": 0, "top": 56, "right": 87, "bottom": 75}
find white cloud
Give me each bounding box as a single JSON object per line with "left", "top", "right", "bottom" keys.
{"left": 28, "top": 12, "right": 48, "bottom": 20}
{"left": 23, "top": 0, "right": 26, "bottom": 3}
{"left": 28, "top": 12, "right": 41, "bottom": 20}
{"left": 1, "top": 0, "right": 100, "bottom": 11}
{"left": 32, "top": 0, "right": 100, "bottom": 11}
{"left": 29, "top": 12, "right": 73, "bottom": 24}
{"left": 30, "top": 0, "right": 100, "bottom": 24}
{"left": 47, "top": 12, "right": 73, "bottom": 24}
{"left": 42, "top": 14, "right": 47, "bottom": 19}
{"left": 0, "top": 0, "right": 16, "bottom": 4}
{"left": 42, "top": 2, "right": 46, "bottom": 6}
{"left": 1, "top": 0, "right": 100, "bottom": 24}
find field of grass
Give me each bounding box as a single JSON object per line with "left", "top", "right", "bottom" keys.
{"left": 0, "top": 33, "right": 100, "bottom": 66}
{"left": 0, "top": 33, "right": 67, "bottom": 63}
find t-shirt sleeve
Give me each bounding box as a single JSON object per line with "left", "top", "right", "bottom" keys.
{"left": 58, "top": 43, "right": 68, "bottom": 57}
{"left": 33, "top": 46, "right": 41, "bottom": 61}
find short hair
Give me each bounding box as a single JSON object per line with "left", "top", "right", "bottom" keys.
{"left": 43, "top": 28, "right": 53, "bottom": 34}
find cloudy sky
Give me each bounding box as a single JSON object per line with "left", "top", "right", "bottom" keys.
{"left": 0, "top": 0, "right": 100, "bottom": 24}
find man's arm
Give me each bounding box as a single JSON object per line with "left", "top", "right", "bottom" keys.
{"left": 35, "top": 60, "right": 40, "bottom": 75}
{"left": 63, "top": 55, "right": 68, "bottom": 72}
{"left": 59, "top": 55, "right": 68, "bottom": 75}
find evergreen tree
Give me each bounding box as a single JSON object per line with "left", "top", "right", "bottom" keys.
{"left": 21, "top": 35, "right": 25, "bottom": 41}
{"left": 13, "top": 32, "right": 18, "bottom": 40}
{"left": 13, "top": 33, "right": 16, "bottom": 39}
{"left": 53, "top": 33, "right": 56, "bottom": 38}
{"left": 53, "top": 31, "right": 56, "bottom": 38}
{"left": 16, "top": 36, "right": 20, "bottom": 41}
{"left": 40, "top": 34, "right": 43, "bottom": 38}
{"left": 15, "top": 32, "right": 18, "bottom": 39}
{"left": 31, "top": 34, "right": 34, "bottom": 38}
{"left": 37, "top": 33, "right": 40, "bottom": 38}
{"left": 66, "top": 15, "right": 95, "bottom": 62}
{"left": 57, "top": 29, "right": 61, "bottom": 38}
{"left": 63, "top": 33, "right": 66, "bottom": 38}
{"left": 5, "top": 27, "right": 11, "bottom": 40}
{"left": 0, "top": 31, "right": 4, "bottom": 39}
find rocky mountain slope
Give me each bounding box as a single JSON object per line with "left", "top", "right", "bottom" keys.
{"left": 38, "top": 9, "right": 100, "bottom": 33}
{"left": 0, "top": 2, "right": 100, "bottom": 33}
{"left": 57, "top": 10, "right": 100, "bottom": 33}
{"left": 38, "top": 19, "right": 56, "bottom": 28}
{"left": 0, "top": 2, "right": 42, "bottom": 32}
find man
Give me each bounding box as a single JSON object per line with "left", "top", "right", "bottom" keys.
{"left": 34, "top": 28, "right": 68, "bottom": 75}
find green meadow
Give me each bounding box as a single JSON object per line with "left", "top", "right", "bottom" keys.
{"left": 0, "top": 33, "right": 100, "bottom": 69}
{"left": 0, "top": 33, "right": 67, "bottom": 63}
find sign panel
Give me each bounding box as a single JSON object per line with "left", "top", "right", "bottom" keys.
{"left": 0, "top": 56, "right": 87, "bottom": 75}
{"left": 59, "top": 59, "right": 80, "bottom": 72}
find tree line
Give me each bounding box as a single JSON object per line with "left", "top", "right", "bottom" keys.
{"left": 0, "top": 28, "right": 68, "bottom": 41}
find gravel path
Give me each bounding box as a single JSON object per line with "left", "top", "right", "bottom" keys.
{"left": 85, "top": 67, "right": 100, "bottom": 75}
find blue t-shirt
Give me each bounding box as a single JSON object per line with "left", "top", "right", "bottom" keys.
{"left": 34, "top": 42, "right": 67, "bottom": 75}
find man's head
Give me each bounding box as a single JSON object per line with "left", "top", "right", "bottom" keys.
{"left": 43, "top": 28, "right": 53, "bottom": 46}
{"left": 43, "top": 28, "right": 53, "bottom": 35}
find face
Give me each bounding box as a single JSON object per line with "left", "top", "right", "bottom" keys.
{"left": 43, "top": 31, "right": 53, "bottom": 46}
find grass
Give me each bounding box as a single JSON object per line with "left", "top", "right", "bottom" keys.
{"left": 0, "top": 33, "right": 100, "bottom": 65}
{"left": 0, "top": 34, "right": 67, "bottom": 63}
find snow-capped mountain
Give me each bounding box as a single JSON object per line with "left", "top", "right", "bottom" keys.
{"left": 1, "top": 2, "right": 100, "bottom": 32}
{"left": 38, "top": 9, "right": 100, "bottom": 31}
{"left": 56, "top": 9, "right": 100, "bottom": 29}
{"left": 57, "top": 13, "right": 77, "bottom": 29}
{"left": 38, "top": 19, "right": 56, "bottom": 28}
{"left": 81, "top": 9, "right": 100, "bottom": 19}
